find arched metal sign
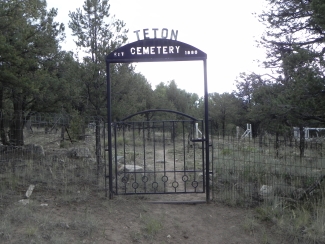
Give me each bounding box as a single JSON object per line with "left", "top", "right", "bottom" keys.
{"left": 106, "top": 39, "right": 207, "bottom": 62}
{"left": 106, "top": 38, "right": 210, "bottom": 202}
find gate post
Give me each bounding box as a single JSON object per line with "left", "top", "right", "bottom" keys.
{"left": 203, "top": 59, "right": 210, "bottom": 203}
{"left": 106, "top": 62, "right": 113, "bottom": 199}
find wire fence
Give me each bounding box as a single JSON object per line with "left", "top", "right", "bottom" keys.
{"left": 0, "top": 112, "right": 107, "bottom": 203}
{"left": 0, "top": 112, "right": 324, "bottom": 206}
{"left": 211, "top": 129, "right": 325, "bottom": 206}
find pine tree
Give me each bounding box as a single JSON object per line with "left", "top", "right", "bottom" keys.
{"left": 0, "top": 0, "right": 64, "bottom": 145}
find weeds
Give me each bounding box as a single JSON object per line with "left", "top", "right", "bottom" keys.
{"left": 26, "top": 225, "right": 38, "bottom": 238}
{"left": 242, "top": 214, "right": 260, "bottom": 233}
{"left": 212, "top": 135, "right": 325, "bottom": 243}
{"left": 130, "top": 230, "right": 142, "bottom": 243}
{"left": 71, "top": 211, "right": 99, "bottom": 238}
{"left": 0, "top": 201, "right": 100, "bottom": 243}
{"left": 142, "top": 215, "right": 163, "bottom": 239}
{"left": 0, "top": 218, "right": 12, "bottom": 241}
{"left": 1, "top": 123, "right": 325, "bottom": 243}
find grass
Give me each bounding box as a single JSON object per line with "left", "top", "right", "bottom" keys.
{"left": 0, "top": 198, "right": 101, "bottom": 243}
{"left": 71, "top": 207, "right": 99, "bottom": 238}
{"left": 1, "top": 124, "right": 325, "bottom": 243}
{"left": 242, "top": 214, "right": 260, "bottom": 232}
{"left": 211, "top": 134, "right": 325, "bottom": 242}
{"left": 140, "top": 213, "right": 164, "bottom": 240}
{"left": 0, "top": 218, "right": 12, "bottom": 241}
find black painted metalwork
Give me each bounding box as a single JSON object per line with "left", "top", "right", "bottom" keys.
{"left": 112, "top": 119, "right": 205, "bottom": 195}
{"left": 120, "top": 109, "right": 198, "bottom": 121}
{"left": 106, "top": 39, "right": 207, "bottom": 63}
{"left": 106, "top": 38, "right": 209, "bottom": 202}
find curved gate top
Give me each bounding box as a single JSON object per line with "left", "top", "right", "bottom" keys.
{"left": 106, "top": 39, "right": 207, "bottom": 63}
{"left": 106, "top": 38, "right": 210, "bottom": 202}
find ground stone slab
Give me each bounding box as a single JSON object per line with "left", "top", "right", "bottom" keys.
{"left": 23, "top": 144, "right": 45, "bottom": 157}
{"left": 118, "top": 164, "right": 143, "bottom": 172}
{"left": 67, "top": 147, "right": 92, "bottom": 158}
{"left": 26, "top": 184, "right": 35, "bottom": 198}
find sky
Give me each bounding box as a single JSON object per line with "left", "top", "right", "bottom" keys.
{"left": 47, "top": 0, "right": 267, "bottom": 97}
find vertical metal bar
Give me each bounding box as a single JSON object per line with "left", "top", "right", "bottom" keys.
{"left": 114, "top": 123, "right": 118, "bottom": 194}
{"left": 210, "top": 120, "right": 215, "bottom": 200}
{"left": 104, "top": 124, "right": 107, "bottom": 197}
{"left": 201, "top": 120, "right": 205, "bottom": 193}
{"left": 153, "top": 121, "right": 157, "bottom": 192}
{"left": 103, "top": 121, "right": 106, "bottom": 191}
{"left": 163, "top": 121, "right": 167, "bottom": 192}
{"left": 123, "top": 124, "right": 127, "bottom": 194}
{"left": 173, "top": 121, "right": 176, "bottom": 192}
{"left": 142, "top": 121, "right": 146, "bottom": 192}
{"left": 132, "top": 122, "right": 137, "bottom": 193}
{"left": 106, "top": 62, "right": 113, "bottom": 199}
{"left": 193, "top": 122, "right": 196, "bottom": 192}
{"left": 182, "top": 121, "right": 186, "bottom": 192}
{"left": 203, "top": 59, "right": 210, "bottom": 203}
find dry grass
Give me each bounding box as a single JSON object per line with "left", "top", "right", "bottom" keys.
{"left": 0, "top": 127, "right": 325, "bottom": 243}
{"left": 212, "top": 135, "right": 325, "bottom": 242}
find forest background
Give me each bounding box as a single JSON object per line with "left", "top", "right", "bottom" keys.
{"left": 1, "top": 0, "right": 325, "bottom": 147}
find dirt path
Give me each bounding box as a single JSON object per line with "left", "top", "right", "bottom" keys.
{"left": 56, "top": 195, "right": 286, "bottom": 244}
{"left": 1, "top": 187, "right": 288, "bottom": 244}
{"left": 151, "top": 147, "right": 205, "bottom": 196}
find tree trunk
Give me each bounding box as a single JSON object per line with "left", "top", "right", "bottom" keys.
{"left": 258, "top": 128, "right": 263, "bottom": 148}
{"left": 275, "top": 132, "right": 279, "bottom": 158}
{"left": 251, "top": 122, "right": 259, "bottom": 138}
{"left": 0, "top": 87, "right": 9, "bottom": 145}
{"left": 61, "top": 126, "right": 65, "bottom": 142}
{"left": 171, "top": 122, "right": 176, "bottom": 142}
{"left": 9, "top": 96, "right": 24, "bottom": 146}
{"left": 0, "top": 112, "right": 9, "bottom": 145}
{"left": 145, "top": 113, "right": 151, "bottom": 140}
{"left": 95, "top": 117, "right": 102, "bottom": 181}
{"left": 221, "top": 115, "right": 226, "bottom": 138}
{"left": 299, "top": 126, "right": 305, "bottom": 157}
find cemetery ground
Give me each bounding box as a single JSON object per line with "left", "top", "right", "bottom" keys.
{"left": 0, "top": 127, "right": 324, "bottom": 243}
{"left": 0, "top": 143, "right": 286, "bottom": 244}
{"left": 1, "top": 189, "right": 286, "bottom": 244}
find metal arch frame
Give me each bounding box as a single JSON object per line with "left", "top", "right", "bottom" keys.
{"left": 106, "top": 39, "right": 209, "bottom": 202}
{"left": 119, "top": 109, "right": 200, "bottom": 121}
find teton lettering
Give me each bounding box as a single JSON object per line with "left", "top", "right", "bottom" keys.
{"left": 134, "top": 28, "right": 178, "bottom": 41}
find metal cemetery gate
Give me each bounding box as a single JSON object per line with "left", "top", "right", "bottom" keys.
{"left": 110, "top": 110, "right": 206, "bottom": 196}
{"left": 106, "top": 38, "right": 210, "bottom": 201}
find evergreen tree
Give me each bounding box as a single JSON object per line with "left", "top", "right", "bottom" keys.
{"left": 69, "top": 0, "right": 128, "bottom": 170}
{"left": 209, "top": 92, "right": 241, "bottom": 137}
{"left": 0, "top": 0, "right": 65, "bottom": 145}
{"left": 251, "top": 0, "right": 325, "bottom": 155}
{"left": 68, "top": 0, "right": 128, "bottom": 118}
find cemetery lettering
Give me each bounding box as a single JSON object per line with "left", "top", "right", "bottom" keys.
{"left": 130, "top": 46, "right": 180, "bottom": 55}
